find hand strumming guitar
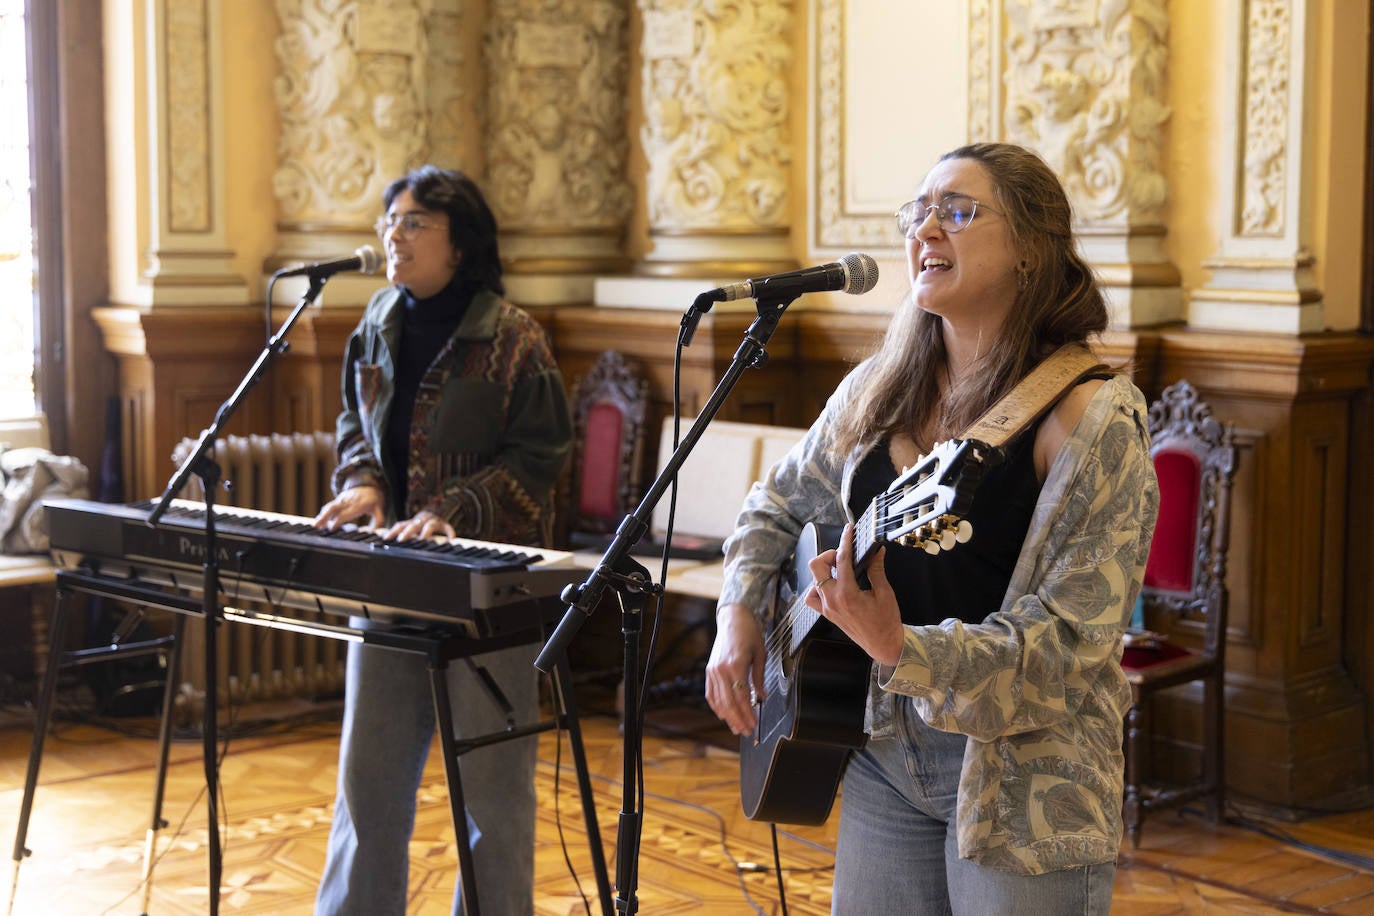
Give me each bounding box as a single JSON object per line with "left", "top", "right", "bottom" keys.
{"left": 705, "top": 603, "right": 766, "bottom": 736}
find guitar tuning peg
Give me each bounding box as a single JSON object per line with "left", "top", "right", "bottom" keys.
{"left": 922, "top": 539, "right": 941, "bottom": 556}
{"left": 939, "top": 528, "right": 957, "bottom": 550}
{"left": 954, "top": 520, "right": 973, "bottom": 543}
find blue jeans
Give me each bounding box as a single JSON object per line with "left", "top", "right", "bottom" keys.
{"left": 832, "top": 701, "right": 1115, "bottom": 915}
{"left": 315, "top": 622, "right": 540, "bottom": 916}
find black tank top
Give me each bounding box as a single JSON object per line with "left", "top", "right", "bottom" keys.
{"left": 847, "top": 432, "right": 1041, "bottom": 626}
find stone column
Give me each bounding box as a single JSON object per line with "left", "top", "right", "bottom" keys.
{"left": 595, "top": 0, "right": 796, "bottom": 314}
{"left": 483, "top": 3, "right": 633, "bottom": 306}
{"left": 106, "top": 0, "right": 248, "bottom": 307}
{"left": 1189, "top": 0, "right": 1322, "bottom": 333}
{"left": 635, "top": 0, "right": 795, "bottom": 279}
{"left": 1004, "top": 0, "right": 1181, "bottom": 329}
{"left": 270, "top": 0, "right": 468, "bottom": 307}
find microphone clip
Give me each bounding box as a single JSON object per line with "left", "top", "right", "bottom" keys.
{"left": 678, "top": 290, "right": 723, "bottom": 348}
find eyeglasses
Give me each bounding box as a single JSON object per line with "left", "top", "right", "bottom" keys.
{"left": 375, "top": 213, "right": 439, "bottom": 241}
{"left": 895, "top": 194, "right": 1002, "bottom": 237}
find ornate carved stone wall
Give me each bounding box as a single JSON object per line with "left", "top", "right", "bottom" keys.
{"left": 484, "top": 0, "right": 633, "bottom": 305}
{"left": 1004, "top": 0, "right": 1181, "bottom": 327}
{"left": 271, "top": 0, "right": 467, "bottom": 305}
{"left": 635, "top": 0, "right": 795, "bottom": 276}
{"left": 1191, "top": 0, "right": 1322, "bottom": 333}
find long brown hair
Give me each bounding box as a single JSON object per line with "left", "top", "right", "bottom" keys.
{"left": 831, "top": 142, "right": 1107, "bottom": 457}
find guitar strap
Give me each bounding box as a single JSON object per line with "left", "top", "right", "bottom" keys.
{"left": 959, "top": 344, "right": 1111, "bottom": 449}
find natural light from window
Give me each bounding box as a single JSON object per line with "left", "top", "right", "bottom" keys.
{"left": 0, "top": 1, "right": 34, "bottom": 420}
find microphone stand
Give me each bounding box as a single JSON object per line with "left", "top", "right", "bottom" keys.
{"left": 147, "top": 275, "right": 330, "bottom": 916}
{"left": 535, "top": 289, "right": 801, "bottom": 914}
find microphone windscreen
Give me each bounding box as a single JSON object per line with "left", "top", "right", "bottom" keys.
{"left": 839, "top": 252, "right": 880, "bottom": 295}
{"left": 354, "top": 245, "right": 382, "bottom": 275}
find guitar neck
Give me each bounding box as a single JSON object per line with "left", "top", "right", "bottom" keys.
{"left": 852, "top": 501, "right": 880, "bottom": 574}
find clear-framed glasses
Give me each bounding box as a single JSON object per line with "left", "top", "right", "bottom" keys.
{"left": 895, "top": 194, "right": 1002, "bottom": 237}
{"left": 374, "top": 212, "right": 437, "bottom": 240}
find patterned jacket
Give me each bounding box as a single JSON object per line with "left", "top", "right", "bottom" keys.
{"left": 332, "top": 285, "right": 572, "bottom": 547}
{"left": 719, "top": 366, "right": 1159, "bottom": 875}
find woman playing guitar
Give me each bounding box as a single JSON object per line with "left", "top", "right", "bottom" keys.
{"left": 705, "top": 143, "right": 1159, "bottom": 915}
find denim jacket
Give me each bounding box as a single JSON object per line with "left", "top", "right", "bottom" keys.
{"left": 719, "top": 365, "right": 1158, "bottom": 875}
{"left": 332, "top": 285, "right": 571, "bottom": 547}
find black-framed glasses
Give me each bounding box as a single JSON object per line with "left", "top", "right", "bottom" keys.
{"left": 374, "top": 213, "right": 438, "bottom": 240}
{"left": 895, "top": 194, "right": 1002, "bottom": 237}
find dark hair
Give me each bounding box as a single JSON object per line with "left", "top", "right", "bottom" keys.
{"left": 833, "top": 142, "right": 1108, "bottom": 456}
{"left": 382, "top": 165, "right": 505, "bottom": 295}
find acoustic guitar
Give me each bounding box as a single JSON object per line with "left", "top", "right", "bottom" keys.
{"left": 739, "top": 437, "right": 996, "bottom": 825}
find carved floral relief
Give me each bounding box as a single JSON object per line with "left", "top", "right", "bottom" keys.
{"left": 638, "top": 0, "right": 793, "bottom": 231}
{"left": 1004, "top": 0, "right": 1170, "bottom": 225}
{"left": 1239, "top": 0, "right": 1289, "bottom": 237}
{"left": 272, "top": 0, "right": 437, "bottom": 224}
{"left": 484, "top": 0, "right": 632, "bottom": 230}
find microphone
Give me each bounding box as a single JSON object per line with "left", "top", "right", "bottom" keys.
{"left": 708, "top": 251, "right": 879, "bottom": 302}
{"left": 274, "top": 245, "right": 382, "bottom": 280}
{"left": 679, "top": 252, "right": 880, "bottom": 347}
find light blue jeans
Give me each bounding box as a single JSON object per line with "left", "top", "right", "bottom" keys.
{"left": 831, "top": 701, "right": 1115, "bottom": 915}
{"left": 315, "top": 622, "right": 540, "bottom": 916}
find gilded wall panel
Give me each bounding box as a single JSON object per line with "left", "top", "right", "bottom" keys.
{"left": 165, "top": 0, "right": 210, "bottom": 233}
{"left": 1003, "top": 0, "right": 1170, "bottom": 226}
{"left": 639, "top": 0, "right": 792, "bottom": 231}
{"left": 811, "top": 0, "right": 994, "bottom": 254}
{"left": 272, "top": 0, "right": 433, "bottom": 227}
{"left": 484, "top": 2, "right": 632, "bottom": 232}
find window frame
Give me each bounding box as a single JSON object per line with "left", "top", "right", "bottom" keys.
{"left": 26, "top": 0, "right": 63, "bottom": 437}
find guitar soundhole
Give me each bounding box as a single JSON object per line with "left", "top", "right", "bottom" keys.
{"left": 778, "top": 650, "right": 795, "bottom": 687}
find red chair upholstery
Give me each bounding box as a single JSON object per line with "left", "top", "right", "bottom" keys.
{"left": 565, "top": 350, "right": 649, "bottom": 545}
{"left": 1123, "top": 379, "right": 1237, "bottom": 847}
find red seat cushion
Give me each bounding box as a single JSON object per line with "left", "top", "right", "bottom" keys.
{"left": 1144, "top": 448, "right": 1201, "bottom": 593}
{"left": 577, "top": 403, "right": 625, "bottom": 521}
{"left": 1122, "top": 640, "right": 1191, "bottom": 671}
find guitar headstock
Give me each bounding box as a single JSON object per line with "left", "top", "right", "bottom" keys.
{"left": 875, "top": 438, "right": 998, "bottom": 556}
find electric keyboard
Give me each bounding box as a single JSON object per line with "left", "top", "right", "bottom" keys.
{"left": 44, "top": 497, "right": 582, "bottom": 636}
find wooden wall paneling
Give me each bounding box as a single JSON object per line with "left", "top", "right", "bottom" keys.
{"left": 94, "top": 306, "right": 280, "bottom": 502}
{"left": 1150, "top": 330, "right": 1374, "bottom": 808}
{"left": 271, "top": 305, "right": 361, "bottom": 435}
{"left": 552, "top": 306, "right": 801, "bottom": 473}
{"left": 787, "top": 318, "right": 1167, "bottom": 430}
{"left": 794, "top": 309, "right": 888, "bottom": 422}
{"left": 1349, "top": 382, "right": 1374, "bottom": 791}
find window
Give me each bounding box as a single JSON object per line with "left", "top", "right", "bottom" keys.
{"left": 0, "top": 0, "right": 34, "bottom": 419}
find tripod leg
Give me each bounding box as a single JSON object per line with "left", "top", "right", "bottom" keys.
{"left": 430, "top": 659, "right": 481, "bottom": 916}
{"left": 553, "top": 655, "right": 613, "bottom": 916}
{"left": 140, "top": 613, "right": 185, "bottom": 916}
{"left": 8, "top": 587, "right": 71, "bottom": 916}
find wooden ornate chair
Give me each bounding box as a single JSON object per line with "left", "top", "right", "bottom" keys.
{"left": 564, "top": 350, "right": 650, "bottom": 548}
{"left": 1123, "top": 379, "right": 1237, "bottom": 847}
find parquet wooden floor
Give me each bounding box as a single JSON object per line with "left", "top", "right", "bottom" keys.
{"left": 0, "top": 702, "right": 1370, "bottom": 914}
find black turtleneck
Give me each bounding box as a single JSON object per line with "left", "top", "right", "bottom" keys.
{"left": 385, "top": 276, "right": 478, "bottom": 513}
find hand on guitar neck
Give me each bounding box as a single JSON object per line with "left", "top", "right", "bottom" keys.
{"left": 804, "top": 523, "right": 903, "bottom": 667}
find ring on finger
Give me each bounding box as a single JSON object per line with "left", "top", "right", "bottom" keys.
{"left": 731, "top": 679, "right": 748, "bottom": 691}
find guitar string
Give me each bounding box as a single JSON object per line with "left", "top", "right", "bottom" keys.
{"left": 759, "top": 505, "right": 905, "bottom": 664}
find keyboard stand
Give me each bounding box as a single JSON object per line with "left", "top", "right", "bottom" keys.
{"left": 10, "top": 569, "right": 613, "bottom": 916}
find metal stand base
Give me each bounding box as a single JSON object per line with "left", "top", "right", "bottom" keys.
{"left": 10, "top": 571, "right": 612, "bottom": 916}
